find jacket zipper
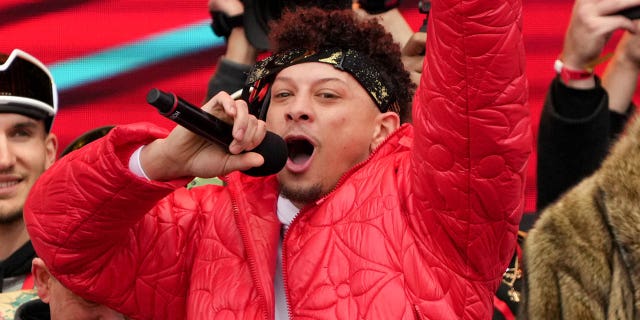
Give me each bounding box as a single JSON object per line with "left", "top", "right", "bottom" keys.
{"left": 226, "top": 177, "right": 271, "bottom": 320}
{"left": 282, "top": 208, "right": 303, "bottom": 319}
{"left": 413, "top": 305, "right": 423, "bottom": 320}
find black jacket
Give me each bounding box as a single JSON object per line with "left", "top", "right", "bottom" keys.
{"left": 536, "top": 76, "right": 633, "bottom": 211}
{"left": 0, "top": 241, "right": 35, "bottom": 293}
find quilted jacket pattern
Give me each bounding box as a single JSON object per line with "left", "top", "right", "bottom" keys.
{"left": 24, "top": 0, "right": 531, "bottom": 319}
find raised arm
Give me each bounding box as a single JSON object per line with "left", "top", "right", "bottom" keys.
{"left": 412, "top": 0, "right": 531, "bottom": 283}
{"left": 602, "top": 26, "right": 640, "bottom": 115}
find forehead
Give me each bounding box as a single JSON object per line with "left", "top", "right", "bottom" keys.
{"left": 0, "top": 112, "right": 45, "bottom": 129}
{"left": 274, "top": 62, "right": 358, "bottom": 85}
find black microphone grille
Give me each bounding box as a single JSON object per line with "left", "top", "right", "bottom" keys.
{"left": 244, "top": 131, "right": 288, "bottom": 177}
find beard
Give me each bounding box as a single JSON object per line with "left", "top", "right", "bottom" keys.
{"left": 279, "top": 182, "right": 324, "bottom": 206}
{"left": 0, "top": 209, "right": 23, "bottom": 225}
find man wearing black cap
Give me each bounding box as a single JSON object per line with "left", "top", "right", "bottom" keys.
{"left": 0, "top": 49, "right": 58, "bottom": 318}
{"left": 0, "top": 51, "right": 127, "bottom": 320}
{"left": 0, "top": 49, "right": 58, "bottom": 293}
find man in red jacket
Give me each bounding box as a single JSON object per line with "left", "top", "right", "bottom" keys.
{"left": 25, "top": 2, "right": 531, "bottom": 319}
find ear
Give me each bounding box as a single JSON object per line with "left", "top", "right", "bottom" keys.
{"left": 32, "top": 258, "right": 52, "bottom": 303}
{"left": 44, "top": 133, "right": 58, "bottom": 169}
{"left": 370, "top": 111, "right": 400, "bottom": 152}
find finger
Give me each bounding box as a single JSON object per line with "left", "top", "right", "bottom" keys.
{"left": 628, "top": 18, "right": 640, "bottom": 33}
{"left": 223, "top": 151, "right": 265, "bottom": 174}
{"left": 402, "top": 32, "right": 427, "bottom": 56}
{"left": 203, "top": 91, "right": 237, "bottom": 124}
{"left": 229, "top": 116, "right": 267, "bottom": 154}
{"left": 598, "top": 15, "right": 639, "bottom": 33}
{"left": 402, "top": 55, "right": 424, "bottom": 73}
{"left": 598, "top": 0, "right": 640, "bottom": 16}
{"left": 202, "top": 93, "right": 248, "bottom": 154}
{"left": 230, "top": 99, "right": 250, "bottom": 140}
{"left": 246, "top": 120, "right": 267, "bottom": 151}
{"left": 235, "top": 116, "right": 258, "bottom": 151}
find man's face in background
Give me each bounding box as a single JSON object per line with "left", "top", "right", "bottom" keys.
{"left": 0, "top": 113, "right": 56, "bottom": 224}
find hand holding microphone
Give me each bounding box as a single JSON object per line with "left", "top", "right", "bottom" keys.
{"left": 146, "top": 88, "right": 287, "bottom": 177}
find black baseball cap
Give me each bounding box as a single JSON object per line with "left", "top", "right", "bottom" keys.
{"left": 0, "top": 49, "right": 57, "bottom": 132}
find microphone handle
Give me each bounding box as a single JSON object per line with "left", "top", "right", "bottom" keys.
{"left": 147, "top": 88, "right": 233, "bottom": 148}
{"left": 146, "top": 88, "right": 288, "bottom": 177}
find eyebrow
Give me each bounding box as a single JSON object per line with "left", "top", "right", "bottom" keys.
{"left": 13, "top": 121, "right": 39, "bottom": 129}
{"left": 274, "top": 76, "right": 348, "bottom": 86}
{"left": 9, "top": 120, "right": 43, "bottom": 134}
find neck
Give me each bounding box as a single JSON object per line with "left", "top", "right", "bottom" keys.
{"left": 0, "top": 219, "right": 29, "bottom": 261}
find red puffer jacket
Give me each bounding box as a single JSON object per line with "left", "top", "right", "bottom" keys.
{"left": 25, "top": 0, "right": 530, "bottom": 319}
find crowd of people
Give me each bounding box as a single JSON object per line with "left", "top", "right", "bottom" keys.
{"left": 1, "top": 0, "right": 640, "bottom": 319}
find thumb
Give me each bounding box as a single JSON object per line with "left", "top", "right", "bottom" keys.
{"left": 223, "top": 152, "right": 265, "bottom": 174}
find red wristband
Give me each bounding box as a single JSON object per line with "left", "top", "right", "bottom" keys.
{"left": 554, "top": 59, "right": 593, "bottom": 83}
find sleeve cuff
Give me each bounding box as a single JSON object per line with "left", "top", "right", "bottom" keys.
{"left": 128, "top": 145, "right": 151, "bottom": 180}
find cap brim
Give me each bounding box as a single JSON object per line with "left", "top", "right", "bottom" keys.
{"left": 0, "top": 99, "right": 52, "bottom": 120}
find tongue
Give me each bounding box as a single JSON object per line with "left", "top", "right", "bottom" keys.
{"left": 291, "top": 153, "right": 311, "bottom": 165}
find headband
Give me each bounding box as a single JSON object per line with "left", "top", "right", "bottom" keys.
{"left": 244, "top": 48, "right": 400, "bottom": 119}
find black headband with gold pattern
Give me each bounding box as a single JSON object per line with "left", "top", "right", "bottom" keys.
{"left": 243, "top": 48, "right": 400, "bottom": 118}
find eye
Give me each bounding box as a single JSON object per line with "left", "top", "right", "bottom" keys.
{"left": 273, "top": 91, "right": 292, "bottom": 99}
{"left": 11, "top": 128, "right": 33, "bottom": 138}
{"left": 318, "top": 92, "right": 338, "bottom": 99}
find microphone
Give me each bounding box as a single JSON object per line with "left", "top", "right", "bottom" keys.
{"left": 146, "top": 88, "right": 287, "bottom": 177}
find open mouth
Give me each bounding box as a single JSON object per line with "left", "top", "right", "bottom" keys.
{"left": 286, "top": 138, "right": 315, "bottom": 165}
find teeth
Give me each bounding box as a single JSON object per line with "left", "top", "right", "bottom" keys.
{"left": 0, "top": 181, "right": 19, "bottom": 188}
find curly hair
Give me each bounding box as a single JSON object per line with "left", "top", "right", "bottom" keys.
{"left": 268, "top": 7, "right": 415, "bottom": 123}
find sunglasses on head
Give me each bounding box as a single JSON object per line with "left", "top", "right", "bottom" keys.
{"left": 0, "top": 49, "right": 57, "bottom": 123}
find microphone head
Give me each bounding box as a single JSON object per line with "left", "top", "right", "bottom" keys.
{"left": 243, "top": 131, "right": 288, "bottom": 177}
{"left": 146, "top": 88, "right": 175, "bottom": 114}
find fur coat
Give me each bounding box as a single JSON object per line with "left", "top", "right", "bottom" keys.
{"left": 522, "top": 115, "right": 640, "bottom": 319}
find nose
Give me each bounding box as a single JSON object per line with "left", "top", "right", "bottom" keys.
{"left": 285, "top": 97, "right": 313, "bottom": 122}
{"left": 0, "top": 135, "right": 16, "bottom": 171}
